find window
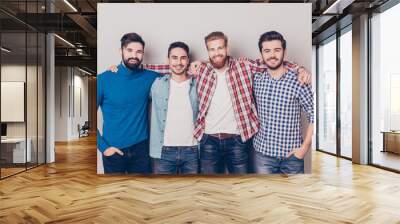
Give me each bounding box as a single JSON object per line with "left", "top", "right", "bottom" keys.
{"left": 339, "top": 28, "right": 352, "bottom": 158}
{"left": 370, "top": 3, "right": 400, "bottom": 171}
{"left": 0, "top": 1, "right": 47, "bottom": 179}
{"left": 317, "top": 36, "right": 337, "bottom": 155}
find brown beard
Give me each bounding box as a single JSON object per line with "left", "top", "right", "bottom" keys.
{"left": 210, "top": 55, "right": 227, "bottom": 69}
{"left": 122, "top": 55, "right": 142, "bottom": 70}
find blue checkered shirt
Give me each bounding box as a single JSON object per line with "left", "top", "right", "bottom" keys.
{"left": 253, "top": 69, "right": 314, "bottom": 158}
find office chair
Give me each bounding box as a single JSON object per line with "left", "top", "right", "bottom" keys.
{"left": 78, "top": 121, "right": 90, "bottom": 138}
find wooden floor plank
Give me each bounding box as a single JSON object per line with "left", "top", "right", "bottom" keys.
{"left": 0, "top": 135, "right": 399, "bottom": 223}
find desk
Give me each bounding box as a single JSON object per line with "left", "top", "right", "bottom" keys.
{"left": 1, "top": 138, "right": 31, "bottom": 163}
{"left": 381, "top": 131, "right": 400, "bottom": 154}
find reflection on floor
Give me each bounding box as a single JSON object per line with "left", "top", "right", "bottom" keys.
{"left": 0, "top": 167, "right": 25, "bottom": 177}
{"left": 340, "top": 147, "right": 353, "bottom": 159}
{"left": 372, "top": 150, "right": 400, "bottom": 171}
{"left": 0, "top": 163, "right": 41, "bottom": 178}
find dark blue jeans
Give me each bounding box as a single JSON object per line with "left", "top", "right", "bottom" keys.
{"left": 102, "top": 140, "right": 151, "bottom": 174}
{"left": 200, "top": 134, "right": 248, "bottom": 174}
{"left": 253, "top": 151, "right": 304, "bottom": 174}
{"left": 153, "top": 146, "right": 199, "bottom": 174}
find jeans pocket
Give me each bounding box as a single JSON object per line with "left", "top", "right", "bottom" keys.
{"left": 233, "top": 135, "right": 246, "bottom": 146}
{"left": 290, "top": 154, "right": 304, "bottom": 161}
{"left": 185, "top": 146, "right": 199, "bottom": 160}
{"left": 190, "top": 145, "right": 199, "bottom": 153}
{"left": 200, "top": 144, "right": 217, "bottom": 160}
{"left": 160, "top": 146, "right": 169, "bottom": 160}
{"left": 200, "top": 134, "right": 209, "bottom": 144}
{"left": 103, "top": 152, "right": 123, "bottom": 164}
{"left": 190, "top": 145, "right": 200, "bottom": 159}
{"left": 104, "top": 151, "right": 122, "bottom": 158}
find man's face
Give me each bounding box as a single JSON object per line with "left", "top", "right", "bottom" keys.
{"left": 121, "top": 42, "right": 144, "bottom": 69}
{"left": 260, "top": 40, "right": 285, "bottom": 70}
{"left": 206, "top": 38, "right": 228, "bottom": 69}
{"left": 168, "top": 47, "right": 189, "bottom": 76}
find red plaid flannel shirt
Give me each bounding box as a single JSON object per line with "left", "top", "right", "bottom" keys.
{"left": 143, "top": 58, "right": 298, "bottom": 141}
{"left": 194, "top": 57, "right": 263, "bottom": 141}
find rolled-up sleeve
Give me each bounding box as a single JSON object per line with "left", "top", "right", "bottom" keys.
{"left": 299, "top": 83, "right": 314, "bottom": 123}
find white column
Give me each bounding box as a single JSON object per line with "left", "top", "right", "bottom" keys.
{"left": 45, "top": 0, "right": 56, "bottom": 163}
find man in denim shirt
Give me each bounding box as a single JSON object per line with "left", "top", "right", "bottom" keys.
{"left": 149, "top": 42, "right": 199, "bottom": 174}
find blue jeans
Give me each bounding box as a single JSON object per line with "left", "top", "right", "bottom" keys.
{"left": 102, "top": 140, "right": 151, "bottom": 174}
{"left": 200, "top": 134, "right": 248, "bottom": 174}
{"left": 253, "top": 151, "right": 304, "bottom": 174}
{"left": 153, "top": 146, "right": 199, "bottom": 174}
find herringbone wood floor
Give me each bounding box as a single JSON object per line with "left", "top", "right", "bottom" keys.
{"left": 1, "top": 136, "right": 400, "bottom": 224}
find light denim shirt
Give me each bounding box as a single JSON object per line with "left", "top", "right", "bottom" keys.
{"left": 149, "top": 75, "right": 199, "bottom": 159}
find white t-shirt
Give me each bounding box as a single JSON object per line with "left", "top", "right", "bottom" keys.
{"left": 205, "top": 68, "right": 239, "bottom": 134}
{"left": 163, "top": 79, "right": 197, "bottom": 146}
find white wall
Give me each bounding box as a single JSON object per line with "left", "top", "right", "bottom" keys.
{"left": 1, "top": 64, "right": 25, "bottom": 125}
{"left": 1, "top": 64, "right": 26, "bottom": 82}
{"left": 54, "top": 67, "right": 89, "bottom": 141}
{"left": 71, "top": 72, "right": 89, "bottom": 139}
{"left": 98, "top": 3, "right": 312, "bottom": 72}
{"left": 55, "top": 66, "right": 68, "bottom": 141}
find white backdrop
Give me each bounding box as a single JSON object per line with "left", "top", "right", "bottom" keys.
{"left": 98, "top": 3, "right": 311, "bottom": 71}
{"left": 97, "top": 3, "right": 312, "bottom": 174}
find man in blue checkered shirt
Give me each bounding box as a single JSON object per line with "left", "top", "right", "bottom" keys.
{"left": 253, "top": 31, "right": 314, "bottom": 174}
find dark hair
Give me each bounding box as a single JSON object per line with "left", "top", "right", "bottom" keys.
{"left": 167, "top": 41, "right": 190, "bottom": 57}
{"left": 120, "top": 32, "right": 145, "bottom": 49}
{"left": 204, "top": 31, "right": 228, "bottom": 47}
{"left": 258, "top": 31, "right": 286, "bottom": 52}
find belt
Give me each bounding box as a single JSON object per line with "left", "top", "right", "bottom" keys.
{"left": 209, "top": 133, "right": 237, "bottom": 140}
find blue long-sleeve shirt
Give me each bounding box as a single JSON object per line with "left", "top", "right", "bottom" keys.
{"left": 97, "top": 63, "right": 160, "bottom": 153}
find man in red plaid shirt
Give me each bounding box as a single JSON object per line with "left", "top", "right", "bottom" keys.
{"left": 108, "top": 31, "right": 311, "bottom": 174}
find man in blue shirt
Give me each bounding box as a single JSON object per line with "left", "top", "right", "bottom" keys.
{"left": 253, "top": 31, "right": 314, "bottom": 174}
{"left": 97, "top": 33, "right": 159, "bottom": 174}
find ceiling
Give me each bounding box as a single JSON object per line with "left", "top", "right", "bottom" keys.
{"left": 0, "top": 0, "right": 392, "bottom": 73}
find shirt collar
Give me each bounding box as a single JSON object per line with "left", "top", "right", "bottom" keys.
{"left": 162, "top": 74, "right": 195, "bottom": 86}
{"left": 264, "top": 68, "right": 291, "bottom": 81}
